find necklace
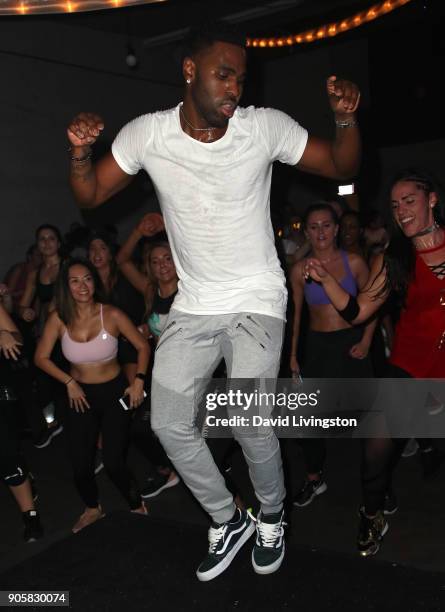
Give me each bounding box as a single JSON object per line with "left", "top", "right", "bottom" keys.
{"left": 412, "top": 221, "right": 440, "bottom": 238}
{"left": 180, "top": 106, "right": 217, "bottom": 141}
{"left": 413, "top": 223, "right": 444, "bottom": 251}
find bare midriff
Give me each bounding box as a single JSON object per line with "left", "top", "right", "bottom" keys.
{"left": 70, "top": 358, "right": 121, "bottom": 384}
{"left": 309, "top": 303, "right": 352, "bottom": 332}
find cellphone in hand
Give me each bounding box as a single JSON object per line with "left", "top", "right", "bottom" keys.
{"left": 292, "top": 372, "right": 304, "bottom": 387}
{"left": 119, "top": 390, "right": 147, "bottom": 411}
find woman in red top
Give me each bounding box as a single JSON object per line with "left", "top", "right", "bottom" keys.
{"left": 304, "top": 168, "right": 445, "bottom": 556}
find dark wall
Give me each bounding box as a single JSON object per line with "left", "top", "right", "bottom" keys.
{"left": 261, "top": 37, "right": 369, "bottom": 220}
{"left": 0, "top": 18, "right": 182, "bottom": 277}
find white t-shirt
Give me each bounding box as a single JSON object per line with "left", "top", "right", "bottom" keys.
{"left": 112, "top": 103, "right": 308, "bottom": 320}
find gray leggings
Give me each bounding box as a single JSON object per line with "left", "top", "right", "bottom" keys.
{"left": 151, "top": 309, "right": 286, "bottom": 524}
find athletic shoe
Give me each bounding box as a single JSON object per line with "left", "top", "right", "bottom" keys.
{"left": 357, "top": 507, "right": 388, "bottom": 557}
{"left": 401, "top": 438, "right": 419, "bottom": 458}
{"left": 131, "top": 502, "right": 148, "bottom": 515}
{"left": 34, "top": 423, "right": 63, "bottom": 449}
{"left": 383, "top": 490, "right": 398, "bottom": 515}
{"left": 293, "top": 478, "right": 327, "bottom": 507}
{"left": 196, "top": 508, "right": 255, "bottom": 582}
{"left": 252, "top": 509, "right": 286, "bottom": 575}
{"left": 140, "top": 472, "right": 180, "bottom": 499}
{"left": 23, "top": 510, "right": 43, "bottom": 543}
{"left": 425, "top": 393, "right": 444, "bottom": 416}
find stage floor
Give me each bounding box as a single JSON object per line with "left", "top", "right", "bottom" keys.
{"left": 1, "top": 512, "right": 445, "bottom": 612}
{"left": 1, "top": 434, "right": 444, "bottom": 609}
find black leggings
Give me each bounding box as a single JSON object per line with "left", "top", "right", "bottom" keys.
{"left": 66, "top": 374, "right": 140, "bottom": 510}
{"left": 361, "top": 364, "right": 431, "bottom": 514}
{"left": 298, "top": 327, "right": 374, "bottom": 475}
{"left": 0, "top": 396, "right": 28, "bottom": 487}
{"left": 131, "top": 402, "right": 172, "bottom": 472}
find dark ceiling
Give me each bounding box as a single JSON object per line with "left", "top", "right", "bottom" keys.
{"left": 44, "top": 0, "right": 382, "bottom": 42}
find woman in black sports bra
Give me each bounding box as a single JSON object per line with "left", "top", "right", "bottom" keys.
{"left": 18, "top": 224, "right": 65, "bottom": 448}
{"left": 19, "top": 224, "right": 63, "bottom": 331}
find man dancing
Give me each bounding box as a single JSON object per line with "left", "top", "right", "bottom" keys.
{"left": 67, "top": 22, "right": 360, "bottom": 581}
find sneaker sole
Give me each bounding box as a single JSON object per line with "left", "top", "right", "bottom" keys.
{"left": 252, "top": 541, "right": 285, "bottom": 575}
{"left": 428, "top": 405, "right": 444, "bottom": 416}
{"left": 34, "top": 425, "right": 63, "bottom": 449}
{"left": 196, "top": 521, "right": 255, "bottom": 582}
{"left": 141, "top": 475, "right": 180, "bottom": 499}
{"left": 401, "top": 449, "right": 418, "bottom": 458}
{"left": 293, "top": 482, "right": 327, "bottom": 507}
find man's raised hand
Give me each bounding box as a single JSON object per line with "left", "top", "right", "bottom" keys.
{"left": 67, "top": 112, "right": 105, "bottom": 148}
{"left": 137, "top": 213, "right": 165, "bottom": 237}
{"left": 326, "top": 76, "right": 360, "bottom": 116}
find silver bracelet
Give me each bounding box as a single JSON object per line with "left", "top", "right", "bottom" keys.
{"left": 335, "top": 118, "right": 357, "bottom": 128}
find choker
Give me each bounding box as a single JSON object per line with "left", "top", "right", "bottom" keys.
{"left": 412, "top": 221, "right": 440, "bottom": 238}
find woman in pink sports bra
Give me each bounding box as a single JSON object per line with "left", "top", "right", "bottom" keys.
{"left": 289, "top": 203, "right": 376, "bottom": 508}
{"left": 35, "top": 258, "right": 150, "bottom": 533}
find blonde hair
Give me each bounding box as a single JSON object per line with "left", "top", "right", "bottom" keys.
{"left": 141, "top": 241, "right": 177, "bottom": 315}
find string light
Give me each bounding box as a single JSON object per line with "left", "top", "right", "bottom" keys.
{"left": 0, "top": 0, "right": 413, "bottom": 25}
{"left": 246, "top": 0, "right": 413, "bottom": 48}
{"left": 1, "top": 0, "right": 165, "bottom": 15}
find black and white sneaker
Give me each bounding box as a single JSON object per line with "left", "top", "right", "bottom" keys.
{"left": 196, "top": 508, "right": 255, "bottom": 582}
{"left": 141, "top": 472, "right": 180, "bottom": 499}
{"left": 34, "top": 423, "right": 63, "bottom": 449}
{"left": 293, "top": 478, "right": 327, "bottom": 507}
{"left": 251, "top": 510, "right": 286, "bottom": 575}
{"left": 23, "top": 510, "right": 43, "bottom": 543}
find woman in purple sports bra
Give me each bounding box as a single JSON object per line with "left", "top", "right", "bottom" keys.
{"left": 35, "top": 258, "right": 150, "bottom": 532}
{"left": 289, "top": 203, "right": 376, "bottom": 508}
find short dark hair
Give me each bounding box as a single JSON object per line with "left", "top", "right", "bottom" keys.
{"left": 55, "top": 257, "right": 106, "bottom": 326}
{"left": 183, "top": 21, "right": 246, "bottom": 58}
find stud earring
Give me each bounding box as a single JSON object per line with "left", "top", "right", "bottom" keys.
{"left": 186, "top": 78, "right": 191, "bottom": 84}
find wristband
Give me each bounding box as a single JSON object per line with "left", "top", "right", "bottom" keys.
{"left": 337, "top": 295, "right": 360, "bottom": 322}
{"left": 65, "top": 377, "right": 74, "bottom": 386}
{"left": 135, "top": 372, "right": 146, "bottom": 381}
{"left": 335, "top": 118, "right": 357, "bottom": 128}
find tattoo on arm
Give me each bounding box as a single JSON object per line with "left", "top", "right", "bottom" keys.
{"left": 70, "top": 163, "right": 94, "bottom": 183}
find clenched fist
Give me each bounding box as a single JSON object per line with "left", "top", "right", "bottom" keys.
{"left": 137, "top": 213, "right": 165, "bottom": 237}
{"left": 326, "top": 76, "right": 360, "bottom": 116}
{"left": 67, "top": 112, "right": 105, "bottom": 148}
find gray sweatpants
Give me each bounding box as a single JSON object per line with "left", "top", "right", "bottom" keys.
{"left": 151, "top": 309, "right": 286, "bottom": 524}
